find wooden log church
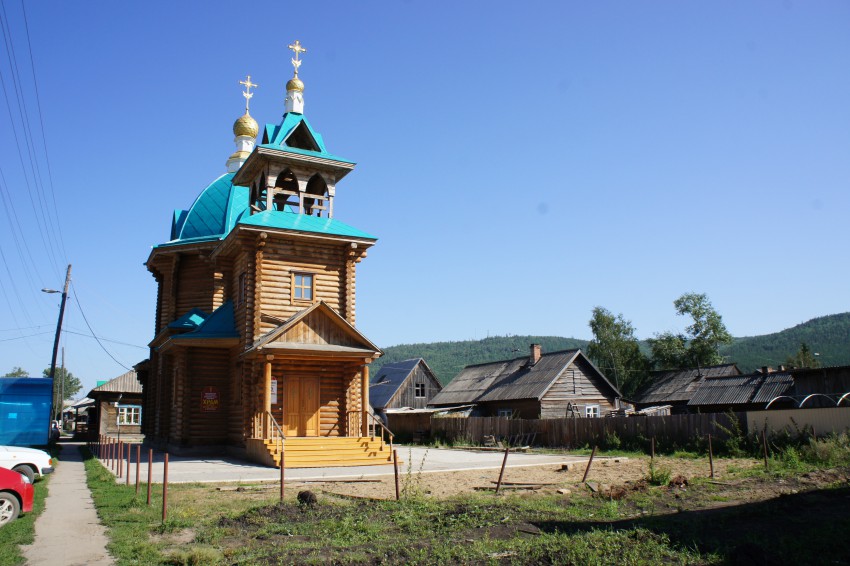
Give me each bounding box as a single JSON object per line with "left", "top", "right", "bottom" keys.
{"left": 139, "top": 41, "right": 391, "bottom": 467}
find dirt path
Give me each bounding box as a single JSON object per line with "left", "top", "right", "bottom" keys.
{"left": 296, "top": 455, "right": 761, "bottom": 499}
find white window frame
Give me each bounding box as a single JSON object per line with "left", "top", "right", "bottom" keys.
{"left": 414, "top": 382, "right": 426, "bottom": 398}
{"left": 117, "top": 405, "right": 142, "bottom": 425}
{"left": 585, "top": 405, "right": 600, "bottom": 418}
{"left": 497, "top": 409, "right": 513, "bottom": 418}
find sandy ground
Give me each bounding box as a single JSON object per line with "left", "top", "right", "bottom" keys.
{"left": 288, "top": 456, "right": 761, "bottom": 500}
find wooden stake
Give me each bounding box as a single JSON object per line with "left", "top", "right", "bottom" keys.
{"left": 651, "top": 436, "right": 655, "bottom": 461}
{"left": 135, "top": 445, "right": 140, "bottom": 495}
{"left": 126, "top": 444, "right": 131, "bottom": 486}
{"left": 708, "top": 434, "right": 714, "bottom": 478}
{"left": 762, "top": 430, "right": 769, "bottom": 471}
{"left": 495, "top": 446, "right": 511, "bottom": 495}
{"left": 581, "top": 445, "right": 597, "bottom": 483}
{"left": 162, "top": 453, "right": 169, "bottom": 524}
{"left": 393, "top": 450, "right": 400, "bottom": 501}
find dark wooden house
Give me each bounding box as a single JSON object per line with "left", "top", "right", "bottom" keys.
{"left": 87, "top": 370, "right": 144, "bottom": 442}
{"left": 140, "top": 47, "right": 391, "bottom": 468}
{"left": 369, "top": 359, "right": 442, "bottom": 420}
{"left": 428, "top": 345, "right": 621, "bottom": 418}
{"left": 631, "top": 363, "right": 741, "bottom": 414}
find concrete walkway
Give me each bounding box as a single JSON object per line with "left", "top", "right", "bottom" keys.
{"left": 98, "top": 444, "right": 587, "bottom": 484}
{"left": 21, "top": 441, "right": 114, "bottom": 566}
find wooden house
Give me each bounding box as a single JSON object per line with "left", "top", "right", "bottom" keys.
{"left": 631, "top": 363, "right": 741, "bottom": 414}
{"left": 139, "top": 46, "right": 391, "bottom": 468}
{"left": 87, "top": 370, "right": 144, "bottom": 442}
{"left": 428, "top": 345, "right": 621, "bottom": 418}
{"left": 369, "top": 359, "right": 442, "bottom": 420}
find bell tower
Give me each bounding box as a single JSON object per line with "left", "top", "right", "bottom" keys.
{"left": 232, "top": 40, "right": 352, "bottom": 220}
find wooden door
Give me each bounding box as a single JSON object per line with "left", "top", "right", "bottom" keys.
{"left": 282, "top": 377, "right": 321, "bottom": 437}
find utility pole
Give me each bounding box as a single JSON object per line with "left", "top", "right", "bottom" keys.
{"left": 59, "top": 347, "right": 65, "bottom": 423}
{"left": 47, "top": 264, "right": 72, "bottom": 422}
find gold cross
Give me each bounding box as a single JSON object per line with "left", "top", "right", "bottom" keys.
{"left": 239, "top": 75, "right": 258, "bottom": 113}
{"left": 288, "top": 40, "right": 307, "bottom": 76}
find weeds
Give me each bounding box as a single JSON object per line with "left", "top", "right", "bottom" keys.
{"left": 400, "top": 447, "right": 429, "bottom": 499}
{"left": 646, "top": 460, "right": 672, "bottom": 486}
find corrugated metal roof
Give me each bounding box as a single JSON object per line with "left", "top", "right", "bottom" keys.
{"left": 429, "top": 349, "right": 618, "bottom": 406}
{"left": 90, "top": 371, "right": 142, "bottom": 395}
{"left": 687, "top": 372, "right": 795, "bottom": 407}
{"left": 369, "top": 359, "right": 422, "bottom": 409}
{"left": 633, "top": 363, "right": 741, "bottom": 404}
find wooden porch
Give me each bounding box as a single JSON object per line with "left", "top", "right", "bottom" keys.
{"left": 247, "top": 410, "right": 394, "bottom": 468}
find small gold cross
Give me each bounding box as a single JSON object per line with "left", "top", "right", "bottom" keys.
{"left": 239, "top": 75, "right": 258, "bottom": 113}
{"left": 288, "top": 40, "right": 307, "bottom": 76}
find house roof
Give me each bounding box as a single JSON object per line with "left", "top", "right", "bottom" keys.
{"left": 369, "top": 359, "right": 437, "bottom": 409}
{"left": 687, "top": 372, "right": 794, "bottom": 407}
{"left": 89, "top": 370, "right": 142, "bottom": 396}
{"left": 429, "top": 349, "right": 620, "bottom": 406}
{"left": 632, "top": 363, "right": 741, "bottom": 405}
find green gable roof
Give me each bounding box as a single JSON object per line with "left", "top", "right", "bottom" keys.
{"left": 261, "top": 113, "right": 354, "bottom": 164}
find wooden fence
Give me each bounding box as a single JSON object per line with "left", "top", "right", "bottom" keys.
{"left": 386, "top": 412, "right": 743, "bottom": 449}
{"left": 386, "top": 407, "right": 850, "bottom": 449}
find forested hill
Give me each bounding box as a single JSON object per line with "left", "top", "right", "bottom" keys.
{"left": 718, "top": 313, "right": 850, "bottom": 372}
{"left": 370, "top": 336, "right": 589, "bottom": 385}
{"left": 370, "top": 313, "right": 850, "bottom": 385}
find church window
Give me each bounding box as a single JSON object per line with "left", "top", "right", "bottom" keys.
{"left": 292, "top": 273, "right": 314, "bottom": 301}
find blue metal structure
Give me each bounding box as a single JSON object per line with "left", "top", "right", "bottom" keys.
{"left": 0, "top": 377, "right": 52, "bottom": 445}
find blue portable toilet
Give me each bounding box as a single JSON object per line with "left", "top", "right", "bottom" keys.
{"left": 0, "top": 377, "right": 52, "bottom": 445}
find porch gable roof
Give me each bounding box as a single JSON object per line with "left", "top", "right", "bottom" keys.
{"left": 244, "top": 301, "right": 382, "bottom": 359}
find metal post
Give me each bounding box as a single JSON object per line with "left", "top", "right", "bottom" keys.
{"left": 146, "top": 449, "right": 153, "bottom": 505}
{"left": 581, "top": 445, "right": 597, "bottom": 483}
{"left": 495, "top": 446, "right": 510, "bottom": 494}
{"left": 126, "top": 444, "right": 131, "bottom": 486}
{"left": 117, "top": 441, "right": 123, "bottom": 478}
{"left": 279, "top": 436, "right": 285, "bottom": 504}
{"left": 135, "top": 445, "right": 141, "bottom": 495}
{"left": 162, "top": 453, "right": 169, "bottom": 523}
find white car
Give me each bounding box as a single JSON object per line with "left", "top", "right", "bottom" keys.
{"left": 0, "top": 446, "right": 55, "bottom": 483}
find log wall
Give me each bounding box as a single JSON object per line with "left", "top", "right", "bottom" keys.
{"left": 540, "top": 358, "right": 617, "bottom": 418}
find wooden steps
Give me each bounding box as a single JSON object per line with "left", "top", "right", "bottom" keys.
{"left": 261, "top": 436, "right": 394, "bottom": 468}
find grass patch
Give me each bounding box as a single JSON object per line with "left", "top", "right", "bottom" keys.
{"left": 0, "top": 474, "right": 50, "bottom": 566}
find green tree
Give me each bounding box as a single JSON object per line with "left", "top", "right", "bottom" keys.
{"left": 587, "top": 307, "right": 650, "bottom": 397}
{"left": 649, "top": 292, "right": 733, "bottom": 369}
{"left": 786, "top": 342, "right": 820, "bottom": 369}
{"left": 3, "top": 366, "right": 30, "bottom": 377}
{"left": 43, "top": 366, "right": 83, "bottom": 417}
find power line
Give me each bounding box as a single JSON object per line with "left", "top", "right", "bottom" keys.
{"left": 63, "top": 329, "right": 147, "bottom": 350}
{"left": 70, "top": 283, "right": 130, "bottom": 370}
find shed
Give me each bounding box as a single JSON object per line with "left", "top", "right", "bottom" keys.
{"left": 428, "top": 345, "right": 621, "bottom": 419}
{"left": 631, "top": 363, "right": 741, "bottom": 413}
{"left": 369, "top": 358, "right": 442, "bottom": 419}
{"left": 687, "top": 371, "right": 796, "bottom": 412}
{"left": 87, "top": 370, "right": 144, "bottom": 442}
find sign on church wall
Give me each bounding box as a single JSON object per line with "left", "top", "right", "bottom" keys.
{"left": 201, "top": 386, "right": 220, "bottom": 412}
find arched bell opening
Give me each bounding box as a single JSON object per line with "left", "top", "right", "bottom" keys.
{"left": 250, "top": 173, "right": 268, "bottom": 213}
{"left": 273, "top": 169, "right": 299, "bottom": 212}
{"left": 303, "top": 174, "right": 328, "bottom": 217}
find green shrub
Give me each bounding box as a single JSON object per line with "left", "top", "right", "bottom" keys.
{"left": 646, "top": 461, "right": 672, "bottom": 486}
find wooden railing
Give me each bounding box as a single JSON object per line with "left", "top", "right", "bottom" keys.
{"left": 348, "top": 410, "right": 394, "bottom": 451}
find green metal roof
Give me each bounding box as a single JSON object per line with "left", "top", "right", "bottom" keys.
{"left": 261, "top": 113, "right": 354, "bottom": 164}
{"left": 173, "top": 301, "right": 238, "bottom": 340}
{"left": 238, "top": 210, "right": 376, "bottom": 240}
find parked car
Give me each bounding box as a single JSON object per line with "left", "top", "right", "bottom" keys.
{"left": 0, "top": 466, "right": 34, "bottom": 527}
{"left": 0, "top": 446, "right": 54, "bottom": 483}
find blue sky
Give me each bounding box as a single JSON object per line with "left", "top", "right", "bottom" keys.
{"left": 1, "top": 1, "right": 848, "bottom": 395}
